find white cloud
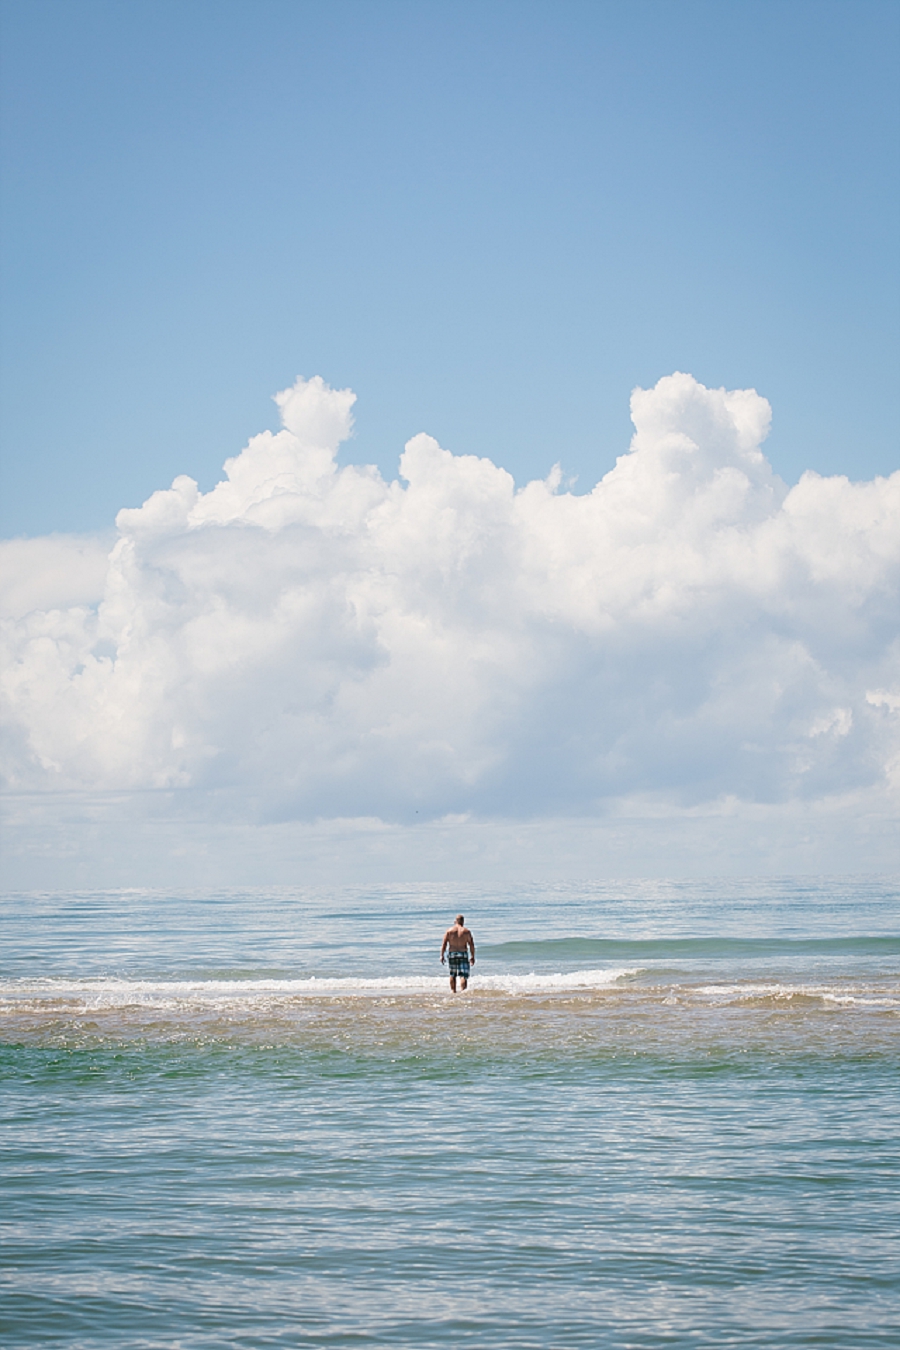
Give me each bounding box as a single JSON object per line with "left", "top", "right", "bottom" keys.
{"left": 0, "top": 533, "right": 111, "bottom": 619}
{"left": 2, "top": 372, "right": 899, "bottom": 842}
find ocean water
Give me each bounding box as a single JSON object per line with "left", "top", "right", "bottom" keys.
{"left": 1, "top": 878, "right": 898, "bottom": 1349}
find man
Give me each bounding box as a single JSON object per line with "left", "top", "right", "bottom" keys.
{"left": 440, "top": 914, "right": 476, "bottom": 993}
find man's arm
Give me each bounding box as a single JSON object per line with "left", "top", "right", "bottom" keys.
{"left": 440, "top": 931, "right": 449, "bottom": 963}
{"left": 466, "top": 929, "right": 475, "bottom": 963}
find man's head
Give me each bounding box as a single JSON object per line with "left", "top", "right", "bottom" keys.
{"left": 456, "top": 914, "right": 464, "bottom": 926}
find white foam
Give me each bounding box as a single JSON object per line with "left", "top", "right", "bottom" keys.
{"left": 0, "top": 967, "right": 636, "bottom": 1010}
{"left": 475, "top": 968, "right": 636, "bottom": 993}
{"left": 820, "top": 992, "right": 900, "bottom": 1009}
{"left": 694, "top": 981, "right": 900, "bottom": 1008}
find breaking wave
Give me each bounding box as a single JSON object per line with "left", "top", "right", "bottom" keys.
{"left": 0, "top": 966, "right": 636, "bottom": 1012}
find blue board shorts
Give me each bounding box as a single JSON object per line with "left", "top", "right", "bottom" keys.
{"left": 447, "top": 950, "right": 470, "bottom": 979}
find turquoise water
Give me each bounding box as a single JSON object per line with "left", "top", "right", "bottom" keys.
{"left": 2, "top": 879, "right": 898, "bottom": 1347}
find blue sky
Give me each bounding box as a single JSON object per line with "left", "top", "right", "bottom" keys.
{"left": 2, "top": 0, "right": 898, "bottom": 539}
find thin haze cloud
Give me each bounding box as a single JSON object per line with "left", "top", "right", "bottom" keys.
{"left": 2, "top": 373, "right": 898, "bottom": 845}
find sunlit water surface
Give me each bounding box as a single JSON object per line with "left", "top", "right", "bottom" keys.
{"left": 2, "top": 879, "right": 898, "bottom": 1348}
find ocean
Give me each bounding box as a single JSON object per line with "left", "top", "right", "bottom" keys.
{"left": 1, "top": 878, "right": 898, "bottom": 1348}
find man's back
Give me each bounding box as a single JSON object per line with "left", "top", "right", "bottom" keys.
{"left": 444, "top": 922, "right": 472, "bottom": 951}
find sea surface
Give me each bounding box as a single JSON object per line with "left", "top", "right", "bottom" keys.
{"left": 1, "top": 878, "right": 898, "bottom": 1348}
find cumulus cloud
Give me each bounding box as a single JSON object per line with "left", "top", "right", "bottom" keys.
{"left": 0, "top": 534, "right": 111, "bottom": 620}
{"left": 2, "top": 372, "right": 898, "bottom": 828}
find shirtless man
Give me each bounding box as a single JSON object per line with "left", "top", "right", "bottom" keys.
{"left": 440, "top": 914, "right": 476, "bottom": 992}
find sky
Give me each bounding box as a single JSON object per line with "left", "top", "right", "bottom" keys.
{"left": 1, "top": 0, "right": 898, "bottom": 885}
{"left": 2, "top": 0, "right": 898, "bottom": 534}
